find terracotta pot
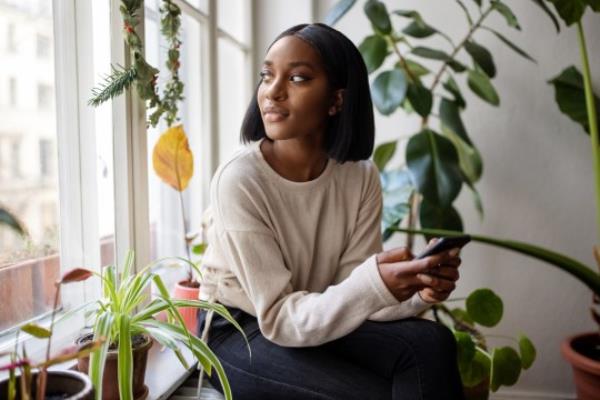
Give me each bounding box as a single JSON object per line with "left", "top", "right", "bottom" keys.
{"left": 77, "top": 333, "right": 152, "bottom": 400}
{"left": 561, "top": 332, "right": 600, "bottom": 400}
{"left": 172, "top": 280, "right": 201, "bottom": 332}
{"left": 0, "top": 370, "right": 93, "bottom": 400}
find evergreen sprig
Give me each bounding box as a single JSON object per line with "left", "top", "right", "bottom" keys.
{"left": 88, "top": 65, "right": 137, "bottom": 107}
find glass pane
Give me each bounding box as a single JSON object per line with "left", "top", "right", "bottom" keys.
{"left": 218, "top": 38, "right": 247, "bottom": 163}
{"left": 145, "top": 9, "right": 204, "bottom": 289}
{"left": 188, "top": 0, "right": 208, "bottom": 14}
{"left": 218, "top": 0, "right": 247, "bottom": 44}
{"left": 0, "top": 1, "right": 59, "bottom": 331}
{"left": 92, "top": 0, "right": 115, "bottom": 267}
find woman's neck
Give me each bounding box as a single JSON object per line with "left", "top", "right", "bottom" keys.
{"left": 260, "top": 136, "right": 329, "bottom": 182}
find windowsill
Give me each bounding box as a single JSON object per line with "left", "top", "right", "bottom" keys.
{"left": 145, "top": 341, "right": 197, "bottom": 400}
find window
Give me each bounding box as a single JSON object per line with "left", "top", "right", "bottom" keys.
{"left": 9, "top": 77, "right": 17, "bottom": 107}
{"left": 6, "top": 23, "right": 16, "bottom": 53}
{"left": 36, "top": 34, "right": 50, "bottom": 58}
{"left": 39, "top": 138, "right": 53, "bottom": 177}
{"left": 37, "top": 83, "right": 53, "bottom": 109}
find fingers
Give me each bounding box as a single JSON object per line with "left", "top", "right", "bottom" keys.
{"left": 377, "top": 247, "right": 414, "bottom": 264}
{"left": 416, "top": 273, "right": 457, "bottom": 292}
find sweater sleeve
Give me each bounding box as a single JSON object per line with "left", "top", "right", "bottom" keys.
{"left": 212, "top": 164, "right": 401, "bottom": 347}
{"left": 332, "top": 161, "right": 432, "bottom": 321}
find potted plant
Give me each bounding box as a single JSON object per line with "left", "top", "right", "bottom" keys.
{"left": 76, "top": 250, "right": 248, "bottom": 400}
{"left": 0, "top": 268, "right": 101, "bottom": 400}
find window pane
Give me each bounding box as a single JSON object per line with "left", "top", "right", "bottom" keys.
{"left": 218, "top": 0, "right": 247, "bottom": 44}
{"left": 218, "top": 38, "right": 247, "bottom": 163}
{"left": 0, "top": 0, "right": 59, "bottom": 331}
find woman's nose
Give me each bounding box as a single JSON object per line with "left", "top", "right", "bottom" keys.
{"left": 265, "top": 77, "right": 287, "bottom": 101}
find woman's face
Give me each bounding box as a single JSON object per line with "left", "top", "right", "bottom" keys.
{"left": 257, "top": 35, "right": 335, "bottom": 142}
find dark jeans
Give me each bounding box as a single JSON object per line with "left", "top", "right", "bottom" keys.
{"left": 197, "top": 305, "right": 465, "bottom": 400}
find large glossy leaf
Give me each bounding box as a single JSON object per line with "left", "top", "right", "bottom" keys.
{"left": 548, "top": 66, "right": 600, "bottom": 134}
{"left": 440, "top": 117, "right": 483, "bottom": 184}
{"left": 372, "top": 69, "right": 407, "bottom": 115}
{"left": 324, "top": 0, "right": 357, "bottom": 26}
{"left": 440, "top": 98, "right": 472, "bottom": 145}
{"left": 392, "top": 227, "right": 600, "bottom": 296}
{"left": 443, "top": 77, "right": 466, "bottom": 109}
{"left": 397, "top": 59, "right": 430, "bottom": 82}
{"left": 419, "top": 198, "right": 463, "bottom": 233}
{"left": 468, "top": 69, "right": 500, "bottom": 106}
{"left": 380, "top": 169, "right": 413, "bottom": 241}
{"left": 373, "top": 141, "right": 397, "bottom": 171}
{"left": 0, "top": 207, "right": 25, "bottom": 235}
{"left": 466, "top": 288, "right": 503, "bottom": 327}
{"left": 465, "top": 40, "right": 496, "bottom": 78}
{"left": 483, "top": 27, "right": 536, "bottom": 63}
{"left": 491, "top": 347, "right": 522, "bottom": 391}
{"left": 547, "top": 0, "right": 588, "bottom": 26}
{"left": 393, "top": 11, "right": 438, "bottom": 38}
{"left": 406, "top": 83, "right": 433, "bottom": 118}
{"left": 529, "top": 0, "right": 560, "bottom": 32}
{"left": 491, "top": 0, "right": 521, "bottom": 29}
{"left": 454, "top": 331, "right": 476, "bottom": 368}
{"left": 359, "top": 35, "right": 388, "bottom": 74}
{"left": 152, "top": 124, "right": 194, "bottom": 192}
{"left": 406, "top": 129, "right": 463, "bottom": 207}
{"left": 364, "top": 0, "right": 392, "bottom": 34}
{"left": 411, "top": 47, "right": 466, "bottom": 72}
{"left": 459, "top": 348, "right": 490, "bottom": 388}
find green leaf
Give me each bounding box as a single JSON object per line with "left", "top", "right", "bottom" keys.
{"left": 472, "top": 0, "right": 482, "bottom": 6}
{"left": 20, "top": 323, "right": 51, "bottom": 338}
{"left": 406, "top": 83, "right": 433, "bottom": 118}
{"left": 466, "top": 288, "right": 503, "bottom": 327}
{"left": 192, "top": 243, "right": 208, "bottom": 255}
{"left": 0, "top": 207, "right": 25, "bottom": 235}
{"left": 323, "top": 0, "right": 357, "bottom": 26}
{"left": 490, "top": 347, "right": 522, "bottom": 391}
{"left": 465, "top": 40, "right": 496, "bottom": 78}
{"left": 441, "top": 123, "right": 483, "bottom": 185}
{"left": 467, "top": 69, "right": 500, "bottom": 106}
{"left": 412, "top": 46, "right": 452, "bottom": 61}
{"left": 90, "top": 313, "right": 114, "bottom": 400}
{"left": 364, "top": 0, "right": 392, "bottom": 34}
{"left": 529, "top": 0, "right": 560, "bottom": 32}
{"left": 439, "top": 98, "right": 472, "bottom": 145}
{"left": 466, "top": 180, "right": 484, "bottom": 219}
{"left": 443, "top": 76, "right": 466, "bottom": 109}
{"left": 392, "top": 227, "right": 600, "bottom": 297}
{"left": 454, "top": 331, "right": 476, "bottom": 368}
{"left": 548, "top": 66, "right": 600, "bottom": 134}
{"left": 484, "top": 27, "right": 536, "bottom": 63}
{"left": 373, "top": 141, "right": 397, "bottom": 171}
{"left": 406, "top": 129, "right": 463, "bottom": 207}
{"left": 491, "top": 0, "right": 521, "bottom": 29}
{"left": 459, "top": 348, "right": 490, "bottom": 388}
{"left": 359, "top": 35, "right": 389, "bottom": 74}
{"left": 419, "top": 199, "right": 463, "bottom": 234}
{"left": 451, "top": 307, "right": 475, "bottom": 326}
{"left": 381, "top": 169, "right": 413, "bottom": 241}
{"left": 547, "top": 0, "right": 587, "bottom": 26}
{"left": 402, "top": 20, "right": 437, "bottom": 38}
{"left": 518, "top": 334, "right": 536, "bottom": 369}
{"left": 118, "top": 315, "right": 133, "bottom": 400}
{"left": 372, "top": 69, "right": 407, "bottom": 115}
{"left": 397, "top": 59, "right": 430, "bottom": 81}
{"left": 455, "top": 0, "right": 474, "bottom": 25}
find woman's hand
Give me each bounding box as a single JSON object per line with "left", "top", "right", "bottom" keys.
{"left": 376, "top": 240, "right": 461, "bottom": 304}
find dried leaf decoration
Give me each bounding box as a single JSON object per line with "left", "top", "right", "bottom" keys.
{"left": 152, "top": 124, "right": 194, "bottom": 191}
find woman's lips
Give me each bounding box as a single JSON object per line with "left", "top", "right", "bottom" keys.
{"left": 263, "top": 112, "right": 288, "bottom": 122}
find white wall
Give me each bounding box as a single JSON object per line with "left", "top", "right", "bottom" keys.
{"left": 254, "top": 1, "right": 600, "bottom": 398}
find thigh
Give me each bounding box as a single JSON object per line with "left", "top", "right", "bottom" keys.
{"left": 199, "top": 309, "right": 391, "bottom": 400}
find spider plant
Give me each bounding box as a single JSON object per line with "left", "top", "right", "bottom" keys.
{"left": 84, "top": 250, "right": 249, "bottom": 400}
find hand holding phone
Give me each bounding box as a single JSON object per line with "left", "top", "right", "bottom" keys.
{"left": 415, "top": 235, "right": 471, "bottom": 259}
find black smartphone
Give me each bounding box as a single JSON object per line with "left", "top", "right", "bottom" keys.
{"left": 415, "top": 235, "right": 471, "bottom": 259}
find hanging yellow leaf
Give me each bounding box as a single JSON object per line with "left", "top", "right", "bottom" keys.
{"left": 152, "top": 124, "right": 194, "bottom": 191}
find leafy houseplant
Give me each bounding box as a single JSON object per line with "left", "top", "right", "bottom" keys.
{"left": 77, "top": 250, "right": 248, "bottom": 400}
{"left": 426, "top": 287, "right": 536, "bottom": 398}
{"left": 0, "top": 268, "right": 101, "bottom": 400}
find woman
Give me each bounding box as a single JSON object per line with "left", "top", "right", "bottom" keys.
{"left": 197, "top": 23, "right": 465, "bottom": 400}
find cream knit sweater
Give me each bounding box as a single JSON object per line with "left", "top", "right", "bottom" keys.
{"left": 198, "top": 138, "right": 431, "bottom": 347}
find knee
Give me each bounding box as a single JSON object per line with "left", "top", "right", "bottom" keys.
{"left": 418, "top": 319, "right": 457, "bottom": 356}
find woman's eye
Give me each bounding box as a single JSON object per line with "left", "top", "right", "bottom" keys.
{"left": 259, "top": 71, "right": 271, "bottom": 80}
{"left": 290, "top": 75, "right": 308, "bottom": 83}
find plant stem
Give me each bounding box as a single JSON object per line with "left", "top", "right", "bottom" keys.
{"left": 387, "top": 36, "right": 418, "bottom": 83}
{"left": 435, "top": 303, "right": 487, "bottom": 349}
{"left": 406, "top": 191, "right": 418, "bottom": 252}
{"left": 577, "top": 21, "right": 600, "bottom": 243}
{"left": 178, "top": 190, "right": 192, "bottom": 281}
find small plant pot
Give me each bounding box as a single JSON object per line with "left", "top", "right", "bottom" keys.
{"left": 463, "top": 377, "right": 490, "bottom": 400}
{"left": 0, "top": 370, "right": 93, "bottom": 400}
{"left": 172, "top": 279, "right": 201, "bottom": 332}
{"left": 561, "top": 332, "right": 600, "bottom": 400}
{"left": 76, "top": 333, "right": 152, "bottom": 400}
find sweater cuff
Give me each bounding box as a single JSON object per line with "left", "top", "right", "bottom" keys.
{"left": 411, "top": 291, "right": 435, "bottom": 310}
{"left": 364, "top": 253, "right": 400, "bottom": 306}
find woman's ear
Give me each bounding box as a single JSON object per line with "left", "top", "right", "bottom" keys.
{"left": 328, "top": 89, "right": 345, "bottom": 116}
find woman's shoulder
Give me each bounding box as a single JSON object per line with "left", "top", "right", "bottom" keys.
{"left": 333, "top": 158, "right": 380, "bottom": 187}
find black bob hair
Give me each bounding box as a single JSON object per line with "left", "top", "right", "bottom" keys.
{"left": 239, "top": 23, "right": 375, "bottom": 163}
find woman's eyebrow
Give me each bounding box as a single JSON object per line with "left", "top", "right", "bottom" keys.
{"left": 263, "top": 60, "right": 315, "bottom": 70}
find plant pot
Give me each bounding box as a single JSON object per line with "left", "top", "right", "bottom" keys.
{"left": 561, "top": 332, "right": 600, "bottom": 400}
{"left": 172, "top": 279, "right": 201, "bottom": 332}
{"left": 76, "top": 333, "right": 152, "bottom": 400}
{"left": 0, "top": 370, "right": 93, "bottom": 400}
{"left": 463, "top": 377, "right": 489, "bottom": 400}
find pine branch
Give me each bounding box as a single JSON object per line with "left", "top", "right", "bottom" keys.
{"left": 88, "top": 65, "right": 137, "bottom": 107}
